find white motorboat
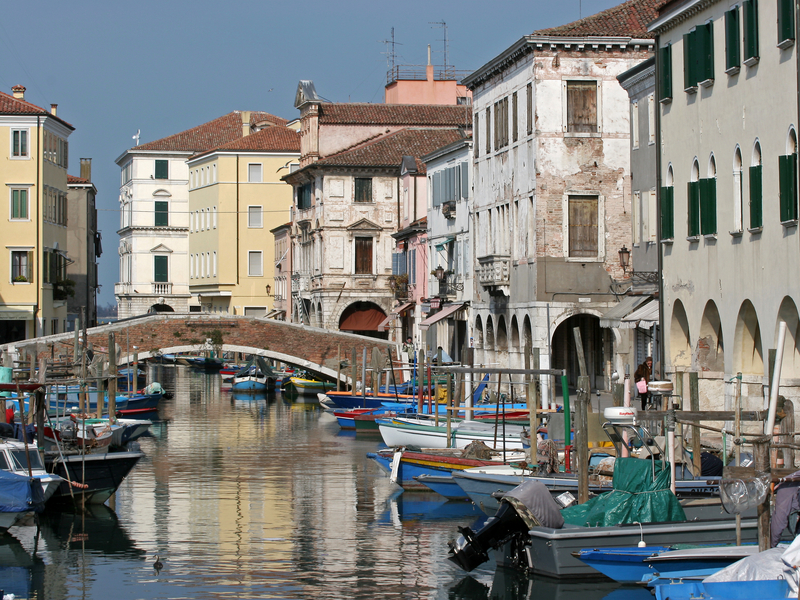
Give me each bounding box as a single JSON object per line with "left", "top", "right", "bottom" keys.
{"left": 0, "top": 438, "right": 63, "bottom": 502}
{"left": 378, "top": 416, "right": 527, "bottom": 450}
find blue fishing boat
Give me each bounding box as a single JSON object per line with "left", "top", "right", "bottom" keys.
{"left": 231, "top": 357, "right": 276, "bottom": 392}
{"left": 414, "top": 473, "right": 470, "bottom": 500}
{"left": 0, "top": 468, "right": 44, "bottom": 531}
{"left": 654, "top": 579, "right": 790, "bottom": 600}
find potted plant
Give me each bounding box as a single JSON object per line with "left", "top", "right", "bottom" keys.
{"left": 13, "top": 275, "right": 27, "bottom": 283}
{"left": 53, "top": 278, "right": 75, "bottom": 301}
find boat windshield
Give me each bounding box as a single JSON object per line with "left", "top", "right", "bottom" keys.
{"left": 9, "top": 448, "right": 44, "bottom": 471}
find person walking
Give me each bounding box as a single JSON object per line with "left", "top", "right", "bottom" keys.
{"left": 402, "top": 337, "right": 414, "bottom": 365}
{"left": 634, "top": 356, "right": 652, "bottom": 410}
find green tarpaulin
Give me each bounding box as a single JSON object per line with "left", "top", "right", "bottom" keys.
{"left": 561, "top": 457, "right": 686, "bottom": 527}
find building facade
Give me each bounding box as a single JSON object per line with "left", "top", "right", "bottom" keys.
{"left": 285, "top": 82, "right": 471, "bottom": 337}
{"left": 464, "top": 0, "right": 658, "bottom": 395}
{"left": 187, "top": 116, "right": 299, "bottom": 315}
{"left": 651, "top": 0, "right": 800, "bottom": 410}
{"left": 0, "top": 85, "right": 74, "bottom": 342}
{"left": 66, "top": 158, "right": 101, "bottom": 329}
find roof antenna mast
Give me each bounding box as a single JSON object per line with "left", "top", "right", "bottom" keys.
{"left": 430, "top": 20, "right": 449, "bottom": 77}
{"left": 380, "top": 27, "right": 403, "bottom": 82}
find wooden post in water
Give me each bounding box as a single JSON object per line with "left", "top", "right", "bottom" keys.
{"left": 337, "top": 344, "right": 341, "bottom": 392}
{"left": 29, "top": 345, "right": 36, "bottom": 381}
{"left": 445, "top": 372, "right": 453, "bottom": 448}
{"left": 572, "top": 327, "right": 590, "bottom": 505}
{"left": 36, "top": 357, "right": 46, "bottom": 450}
{"left": 361, "top": 347, "right": 367, "bottom": 403}
{"left": 73, "top": 316, "right": 80, "bottom": 362}
{"left": 689, "top": 372, "right": 701, "bottom": 476}
{"left": 418, "top": 349, "right": 425, "bottom": 413}
{"left": 79, "top": 341, "right": 87, "bottom": 413}
{"left": 754, "top": 437, "right": 771, "bottom": 551}
{"left": 108, "top": 333, "right": 117, "bottom": 423}
{"left": 351, "top": 347, "right": 357, "bottom": 392}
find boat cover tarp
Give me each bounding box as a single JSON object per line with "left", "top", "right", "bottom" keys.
{"left": 561, "top": 457, "right": 685, "bottom": 527}
{"left": 0, "top": 468, "right": 44, "bottom": 513}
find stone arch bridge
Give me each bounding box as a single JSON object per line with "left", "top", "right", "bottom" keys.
{"left": 0, "top": 314, "right": 398, "bottom": 382}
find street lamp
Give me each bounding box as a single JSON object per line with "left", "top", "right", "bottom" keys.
{"left": 434, "top": 265, "right": 445, "bottom": 281}
{"left": 618, "top": 245, "right": 631, "bottom": 275}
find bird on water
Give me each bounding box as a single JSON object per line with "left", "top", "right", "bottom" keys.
{"left": 153, "top": 555, "right": 163, "bottom": 574}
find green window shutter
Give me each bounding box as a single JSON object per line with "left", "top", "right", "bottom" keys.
{"left": 683, "top": 32, "right": 694, "bottom": 89}
{"left": 749, "top": 164, "right": 763, "bottom": 228}
{"left": 780, "top": 153, "right": 798, "bottom": 221}
{"left": 701, "top": 22, "right": 715, "bottom": 82}
{"left": 700, "top": 178, "right": 717, "bottom": 234}
{"left": 26, "top": 250, "right": 33, "bottom": 281}
{"left": 779, "top": 0, "right": 795, "bottom": 44}
{"left": 155, "top": 159, "right": 169, "bottom": 180}
{"left": 659, "top": 45, "right": 673, "bottom": 101}
{"left": 154, "top": 256, "right": 168, "bottom": 283}
{"left": 743, "top": 0, "right": 759, "bottom": 61}
{"left": 154, "top": 201, "right": 169, "bottom": 226}
{"left": 661, "top": 186, "right": 674, "bottom": 239}
{"left": 688, "top": 180, "right": 701, "bottom": 236}
{"left": 725, "top": 8, "right": 740, "bottom": 70}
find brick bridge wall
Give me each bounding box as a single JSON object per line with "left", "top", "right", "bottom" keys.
{"left": 1, "top": 314, "right": 398, "bottom": 381}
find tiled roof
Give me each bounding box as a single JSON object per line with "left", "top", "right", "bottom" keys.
{"left": 531, "top": 0, "right": 662, "bottom": 39}
{"left": 318, "top": 103, "right": 472, "bottom": 127}
{"left": 315, "top": 128, "right": 466, "bottom": 171}
{"left": 0, "top": 88, "right": 74, "bottom": 129}
{"left": 195, "top": 126, "right": 300, "bottom": 157}
{"left": 67, "top": 174, "right": 90, "bottom": 184}
{"left": 132, "top": 111, "right": 289, "bottom": 153}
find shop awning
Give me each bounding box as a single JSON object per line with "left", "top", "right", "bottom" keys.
{"left": 0, "top": 306, "right": 34, "bottom": 321}
{"left": 599, "top": 295, "right": 649, "bottom": 328}
{"left": 378, "top": 302, "right": 415, "bottom": 332}
{"left": 621, "top": 299, "right": 659, "bottom": 329}
{"left": 419, "top": 302, "right": 465, "bottom": 330}
{"left": 339, "top": 305, "right": 388, "bottom": 332}
{"left": 434, "top": 236, "right": 454, "bottom": 251}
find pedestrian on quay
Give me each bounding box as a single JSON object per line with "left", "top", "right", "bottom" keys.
{"left": 402, "top": 336, "right": 414, "bottom": 365}
{"left": 634, "top": 356, "right": 652, "bottom": 410}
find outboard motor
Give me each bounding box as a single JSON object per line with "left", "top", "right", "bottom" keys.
{"left": 448, "top": 479, "right": 564, "bottom": 571}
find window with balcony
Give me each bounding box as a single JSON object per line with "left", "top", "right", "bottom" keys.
{"left": 154, "top": 255, "right": 168, "bottom": 283}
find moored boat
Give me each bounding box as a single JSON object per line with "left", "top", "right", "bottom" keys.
{"left": 290, "top": 376, "right": 335, "bottom": 395}
{"left": 378, "top": 416, "right": 528, "bottom": 450}
{"left": 44, "top": 450, "right": 144, "bottom": 505}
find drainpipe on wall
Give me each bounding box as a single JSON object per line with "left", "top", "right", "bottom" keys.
{"left": 34, "top": 115, "right": 40, "bottom": 338}
{"left": 654, "top": 35, "right": 665, "bottom": 379}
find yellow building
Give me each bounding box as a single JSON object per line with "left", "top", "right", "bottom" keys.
{"left": 188, "top": 112, "right": 299, "bottom": 315}
{"left": 0, "top": 85, "right": 75, "bottom": 343}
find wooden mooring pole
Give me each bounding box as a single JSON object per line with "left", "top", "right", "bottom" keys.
{"left": 572, "top": 328, "right": 590, "bottom": 505}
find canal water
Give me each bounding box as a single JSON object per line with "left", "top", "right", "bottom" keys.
{"left": 2, "top": 366, "right": 645, "bottom": 600}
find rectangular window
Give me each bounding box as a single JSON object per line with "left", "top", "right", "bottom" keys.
{"left": 10, "top": 189, "right": 28, "bottom": 220}
{"left": 700, "top": 177, "right": 717, "bottom": 234}
{"left": 659, "top": 44, "right": 673, "bottom": 101}
{"left": 749, "top": 163, "right": 763, "bottom": 228}
{"left": 631, "top": 102, "right": 640, "bottom": 149}
{"left": 153, "top": 255, "right": 168, "bottom": 283}
{"left": 565, "top": 81, "right": 598, "bottom": 133}
{"left": 355, "top": 237, "right": 373, "bottom": 274}
{"left": 248, "top": 251, "right": 263, "bottom": 276}
{"left": 354, "top": 178, "right": 372, "bottom": 203}
{"left": 11, "top": 250, "right": 31, "bottom": 282}
{"left": 726, "top": 7, "right": 741, "bottom": 71}
{"left": 743, "top": 0, "right": 760, "bottom": 62}
{"left": 779, "top": 0, "right": 796, "bottom": 47}
{"left": 155, "top": 159, "right": 168, "bottom": 180}
{"left": 568, "top": 195, "right": 598, "bottom": 257}
{"left": 647, "top": 95, "right": 656, "bottom": 144}
{"left": 661, "top": 186, "right": 675, "bottom": 239}
{"left": 526, "top": 82, "right": 533, "bottom": 134}
{"left": 248, "top": 205, "right": 263, "bottom": 228}
{"left": 485, "top": 107, "right": 491, "bottom": 154}
{"left": 685, "top": 22, "right": 714, "bottom": 90}
{"left": 648, "top": 190, "right": 658, "bottom": 242}
{"left": 779, "top": 153, "right": 798, "bottom": 222}
{"left": 688, "top": 180, "right": 701, "bottom": 236}
{"left": 474, "top": 112, "right": 479, "bottom": 157}
{"left": 154, "top": 201, "right": 169, "bottom": 227}
{"left": 298, "top": 183, "right": 312, "bottom": 210}
{"left": 12, "top": 129, "right": 28, "bottom": 157}
{"left": 512, "top": 91, "right": 518, "bottom": 142}
{"left": 248, "top": 163, "right": 263, "bottom": 183}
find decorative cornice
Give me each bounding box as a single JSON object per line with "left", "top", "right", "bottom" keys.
{"left": 649, "top": 0, "right": 721, "bottom": 35}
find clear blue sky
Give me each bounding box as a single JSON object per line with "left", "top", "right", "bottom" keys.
{"left": 1, "top": 0, "right": 623, "bottom": 307}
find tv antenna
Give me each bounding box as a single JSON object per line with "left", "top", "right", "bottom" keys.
{"left": 430, "top": 20, "right": 450, "bottom": 74}
{"left": 379, "top": 27, "right": 403, "bottom": 72}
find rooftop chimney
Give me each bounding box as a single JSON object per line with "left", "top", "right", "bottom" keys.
{"left": 426, "top": 45, "right": 434, "bottom": 82}
{"left": 80, "top": 158, "right": 92, "bottom": 181}
{"left": 50, "top": 104, "right": 58, "bottom": 116}
{"left": 11, "top": 85, "right": 25, "bottom": 100}
{"left": 241, "top": 111, "right": 251, "bottom": 137}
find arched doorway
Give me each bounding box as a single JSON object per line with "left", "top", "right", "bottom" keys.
{"left": 551, "top": 313, "right": 606, "bottom": 390}
{"left": 670, "top": 300, "right": 691, "bottom": 368}
{"left": 339, "top": 302, "right": 388, "bottom": 340}
{"left": 734, "top": 300, "right": 763, "bottom": 375}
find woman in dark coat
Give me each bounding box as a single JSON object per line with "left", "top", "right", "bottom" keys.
{"left": 634, "top": 356, "right": 652, "bottom": 410}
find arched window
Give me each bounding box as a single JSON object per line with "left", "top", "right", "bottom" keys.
{"left": 750, "top": 141, "right": 763, "bottom": 228}
{"left": 688, "top": 159, "right": 701, "bottom": 236}
{"left": 733, "top": 147, "right": 743, "bottom": 233}
{"left": 780, "top": 128, "right": 798, "bottom": 222}
{"left": 661, "top": 164, "right": 675, "bottom": 239}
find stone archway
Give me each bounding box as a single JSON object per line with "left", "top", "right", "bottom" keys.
{"left": 338, "top": 301, "right": 388, "bottom": 340}
{"left": 734, "top": 300, "right": 763, "bottom": 375}
{"left": 696, "top": 301, "right": 724, "bottom": 372}
{"left": 551, "top": 313, "right": 606, "bottom": 390}
{"left": 670, "top": 300, "right": 692, "bottom": 369}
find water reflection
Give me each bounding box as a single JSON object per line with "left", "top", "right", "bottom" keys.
{"left": 0, "top": 366, "right": 654, "bottom": 599}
